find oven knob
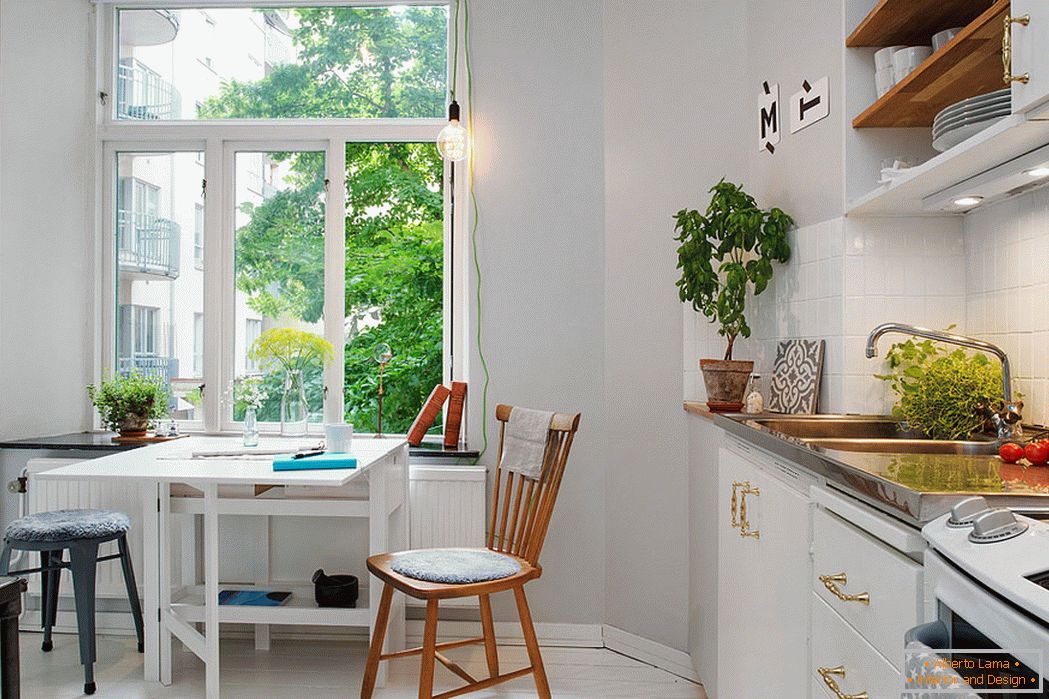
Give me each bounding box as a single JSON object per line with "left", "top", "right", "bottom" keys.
{"left": 969, "top": 509, "right": 1030, "bottom": 544}
{"left": 947, "top": 496, "right": 990, "bottom": 527}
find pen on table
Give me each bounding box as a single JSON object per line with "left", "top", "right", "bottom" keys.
{"left": 293, "top": 450, "right": 327, "bottom": 460}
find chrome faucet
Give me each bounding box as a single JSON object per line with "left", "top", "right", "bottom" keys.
{"left": 865, "top": 323, "right": 1021, "bottom": 440}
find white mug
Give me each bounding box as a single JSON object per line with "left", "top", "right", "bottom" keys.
{"left": 324, "top": 423, "right": 354, "bottom": 452}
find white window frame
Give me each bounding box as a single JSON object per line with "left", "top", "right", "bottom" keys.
{"left": 94, "top": 1, "right": 468, "bottom": 437}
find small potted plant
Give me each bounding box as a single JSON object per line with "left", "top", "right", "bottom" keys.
{"left": 675, "top": 180, "right": 793, "bottom": 411}
{"left": 87, "top": 372, "right": 169, "bottom": 439}
{"left": 249, "top": 328, "right": 335, "bottom": 436}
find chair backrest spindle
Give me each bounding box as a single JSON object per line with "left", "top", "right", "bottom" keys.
{"left": 486, "top": 404, "right": 581, "bottom": 566}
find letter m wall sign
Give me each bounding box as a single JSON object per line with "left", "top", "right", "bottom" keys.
{"left": 759, "top": 81, "right": 780, "bottom": 154}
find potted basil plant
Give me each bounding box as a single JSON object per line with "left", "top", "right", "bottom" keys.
{"left": 675, "top": 180, "right": 793, "bottom": 411}
{"left": 87, "top": 372, "right": 169, "bottom": 439}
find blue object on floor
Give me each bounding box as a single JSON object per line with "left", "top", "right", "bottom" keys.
{"left": 0, "top": 509, "right": 144, "bottom": 696}
{"left": 272, "top": 452, "right": 358, "bottom": 471}
{"left": 390, "top": 549, "right": 521, "bottom": 584}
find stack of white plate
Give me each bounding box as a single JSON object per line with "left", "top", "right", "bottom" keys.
{"left": 932, "top": 89, "right": 1011, "bottom": 152}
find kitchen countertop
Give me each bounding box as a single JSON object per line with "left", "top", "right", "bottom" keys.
{"left": 0, "top": 432, "right": 480, "bottom": 460}
{"left": 684, "top": 401, "right": 1049, "bottom": 525}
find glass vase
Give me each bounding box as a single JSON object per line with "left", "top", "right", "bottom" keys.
{"left": 280, "top": 369, "right": 309, "bottom": 437}
{"left": 243, "top": 407, "right": 260, "bottom": 447}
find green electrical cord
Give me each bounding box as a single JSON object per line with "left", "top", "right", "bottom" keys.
{"left": 462, "top": 0, "right": 491, "bottom": 461}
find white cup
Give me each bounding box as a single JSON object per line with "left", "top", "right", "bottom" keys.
{"left": 324, "top": 423, "right": 354, "bottom": 452}
{"left": 874, "top": 45, "right": 906, "bottom": 71}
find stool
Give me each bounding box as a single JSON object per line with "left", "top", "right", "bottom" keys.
{"left": 0, "top": 509, "right": 145, "bottom": 696}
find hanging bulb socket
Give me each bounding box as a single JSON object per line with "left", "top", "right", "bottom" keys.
{"left": 437, "top": 100, "right": 468, "bottom": 162}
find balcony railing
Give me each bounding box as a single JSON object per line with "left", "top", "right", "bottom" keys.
{"left": 118, "top": 354, "right": 176, "bottom": 388}
{"left": 117, "top": 58, "right": 182, "bottom": 120}
{"left": 118, "top": 210, "right": 180, "bottom": 279}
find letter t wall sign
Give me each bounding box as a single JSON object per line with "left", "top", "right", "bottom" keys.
{"left": 790, "top": 76, "right": 830, "bottom": 134}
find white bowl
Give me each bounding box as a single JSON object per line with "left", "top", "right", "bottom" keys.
{"left": 875, "top": 67, "right": 895, "bottom": 97}
{"left": 893, "top": 46, "right": 932, "bottom": 81}
{"left": 875, "top": 45, "right": 907, "bottom": 71}
{"left": 932, "top": 27, "right": 963, "bottom": 51}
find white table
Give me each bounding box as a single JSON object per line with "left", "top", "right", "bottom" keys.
{"left": 37, "top": 436, "right": 409, "bottom": 698}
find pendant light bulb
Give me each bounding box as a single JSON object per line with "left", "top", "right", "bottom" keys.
{"left": 437, "top": 101, "right": 468, "bottom": 162}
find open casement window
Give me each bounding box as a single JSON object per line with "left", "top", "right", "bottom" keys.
{"left": 97, "top": 3, "right": 465, "bottom": 438}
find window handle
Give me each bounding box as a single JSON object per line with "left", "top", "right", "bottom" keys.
{"left": 198, "top": 383, "right": 205, "bottom": 398}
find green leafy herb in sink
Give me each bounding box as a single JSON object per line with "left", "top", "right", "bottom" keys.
{"left": 874, "top": 332, "right": 1003, "bottom": 441}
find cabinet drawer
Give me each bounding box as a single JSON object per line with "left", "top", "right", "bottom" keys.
{"left": 813, "top": 508, "right": 921, "bottom": 668}
{"left": 812, "top": 593, "right": 901, "bottom": 699}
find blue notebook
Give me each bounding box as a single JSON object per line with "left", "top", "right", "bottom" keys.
{"left": 272, "top": 452, "right": 358, "bottom": 472}
{"left": 219, "top": 590, "right": 291, "bottom": 606}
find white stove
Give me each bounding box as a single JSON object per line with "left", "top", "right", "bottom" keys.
{"left": 923, "top": 499, "right": 1049, "bottom": 626}
{"left": 913, "top": 498, "right": 1049, "bottom": 697}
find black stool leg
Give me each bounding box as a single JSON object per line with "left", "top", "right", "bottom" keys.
{"left": 116, "top": 535, "right": 144, "bottom": 653}
{"left": 68, "top": 541, "right": 99, "bottom": 696}
{"left": 39, "top": 550, "right": 61, "bottom": 652}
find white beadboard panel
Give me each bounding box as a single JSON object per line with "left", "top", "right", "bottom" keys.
{"left": 406, "top": 464, "right": 487, "bottom": 609}
{"left": 23, "top": 459, "right": 144, "bottom": 606}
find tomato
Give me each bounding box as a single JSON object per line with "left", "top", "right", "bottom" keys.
{"left": 999, "top": 442, "right": 1024, "bottom": 464}
{"left": 1025, "top": 441, "right": 1049, "bottom": 466}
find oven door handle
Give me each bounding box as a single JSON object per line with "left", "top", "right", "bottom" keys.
{"left": 904, "top": 620, "right": 949, "bottom": 647}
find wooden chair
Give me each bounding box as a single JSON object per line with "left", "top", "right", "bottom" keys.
{"left": 361, "top": 404, "right": 581, "bottom": 699}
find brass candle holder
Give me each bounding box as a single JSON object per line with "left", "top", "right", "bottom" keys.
{"left": 373, "top": 343, "right": 393, "bottom": 438}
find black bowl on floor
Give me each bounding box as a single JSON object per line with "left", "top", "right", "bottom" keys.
{"left": 312, "top": 569, "right": 359, "bottom": 608}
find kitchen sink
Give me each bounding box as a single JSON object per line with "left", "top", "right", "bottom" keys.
{"left": 746, "top": 415, "right": 999, "bottom": 455}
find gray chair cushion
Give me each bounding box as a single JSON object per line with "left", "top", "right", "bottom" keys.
{"left": 4, "top": 509, "right": 131, "bottom": 544}
{"left": 390, "top": 549, "right": 522, "bottom": 584}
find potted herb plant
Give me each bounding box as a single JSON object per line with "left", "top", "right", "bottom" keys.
{"left": 87, "top": 372, "right": 169, "bottom": 439}
{"left": 675, "top": 180, "right": 793, "bottom": 411}
{"left": 248, "top": 328, "right": 335, "bottom": 436}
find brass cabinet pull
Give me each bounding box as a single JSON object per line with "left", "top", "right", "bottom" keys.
{"left": 730, "top": 481, "right": 746, "bottom": 529}
{"left": 739, "top": 484, "right": 761, "bottom": 539}
{"left": 819, "top": 572, "right": 871, "bottom": 606}
{"left": 1003, "top": 14, "right": 1032, "bottom": 85}
{"left": 818, "top": 666, "right": 869, "bottom": 699}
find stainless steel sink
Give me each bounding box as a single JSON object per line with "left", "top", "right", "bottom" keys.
{"left": 746, "top": 415, "right": 998, "bottom": 455}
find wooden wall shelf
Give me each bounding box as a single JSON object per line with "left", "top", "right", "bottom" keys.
{"left": 852, "top": 0, "right": 1008, "bottom": 128}
{"left": 847, "top": 0, "right": 995, "bottom": 47}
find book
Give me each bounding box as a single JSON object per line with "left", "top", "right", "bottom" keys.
{"left": 407, "top": 384, "right": 451, "bottom": 446}
{"left": 272, "top": 453, "right": 358, "bottom": 471}
{"left": 444, "top": 381, "right": 467, "bottom": 448}
{"left": 218, "top": 590, "right": 292, "bottom": 607}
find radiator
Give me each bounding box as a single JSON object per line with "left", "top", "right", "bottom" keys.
{"left": 407, "top": 463, "right": 487, "bottom": 607}
{"left": 23, "top": 459, "right": 144, "bottom": 605}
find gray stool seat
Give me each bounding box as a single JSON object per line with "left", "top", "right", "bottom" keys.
{"left": 390, "top": 549, "right": 522, "bottom": 584}
{"left": 4, "top": 509, "right": 131, "bottom": 544}
{"left": 1, "top": 508, "right": 143, "bottom": 696}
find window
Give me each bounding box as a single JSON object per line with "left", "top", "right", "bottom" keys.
{"left": 193, "top": 204, "right": 204, "bottom": 268}
{"left": 113, "top": 152, "right": 205, "bottom": 422}
{"left": 245, "top": 319, "right": 262, "bottom": 372}
{"left": 101, "top": 5, "right": 455, "bottom": 435}
{"left": 193, "top": 313, "right": 204, "bottom": 378}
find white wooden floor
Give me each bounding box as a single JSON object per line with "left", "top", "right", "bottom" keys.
{"left": 17, "top": 633, "right": 707, "bottom": 698}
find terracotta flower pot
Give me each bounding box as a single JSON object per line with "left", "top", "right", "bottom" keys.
{"left": 700, "top": 359, "right": 754, "bottom": 412}
{"left": 118, "top": 415, "right": 151, "bottom": 439}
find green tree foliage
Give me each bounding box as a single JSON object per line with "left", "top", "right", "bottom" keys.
{"left": 202, "top": 7, "right": 447, "bottom": 433}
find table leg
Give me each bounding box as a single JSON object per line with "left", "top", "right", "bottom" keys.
{"left": 159, "top": 482, "right": 172, "bottom": 686}
{"left": 253, "top": 515, "right": 270, "bottom": 651}
{"left": 368, "top": 458, "right": 389, "bottom": 689}
{"left": 140, "top": 482, "right": 160, "bottom": 683}
{"left": 203, "top": 484, "right": 220, "bottom": 699}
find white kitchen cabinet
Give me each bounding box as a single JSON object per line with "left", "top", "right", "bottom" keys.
{"left": 1010, "top": 0, "right": 1049, "bottom": 114}
{"left": 811, "top": 594, "right": 902, "bottom": 699}
{"left": 717, "top": 445, "right": 813, "bottom": 699}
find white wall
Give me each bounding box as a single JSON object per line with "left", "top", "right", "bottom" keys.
{"left": 0, "top": 0, "right": 95, "bottom": 440}
{"left": 603, "top": 0, "right": 748, "bottom": 651}
{"left": 466, "top": 0, "right": 608, "bottom": 627}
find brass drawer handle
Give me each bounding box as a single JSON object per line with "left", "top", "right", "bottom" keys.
{"left": 730, "top": 481, "right": 747, "bottom": 529}
{"left": 818, "top": 666, "right": 868, "bottom": 699}
{"left": 819, "top": 573, "right": 870, "bottom": 606}
{"left": 739, "top": 484, "right": 760, "bottom": 539}
{"left": 1003, "top": 14, "right": 1032, "bottom": 85}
